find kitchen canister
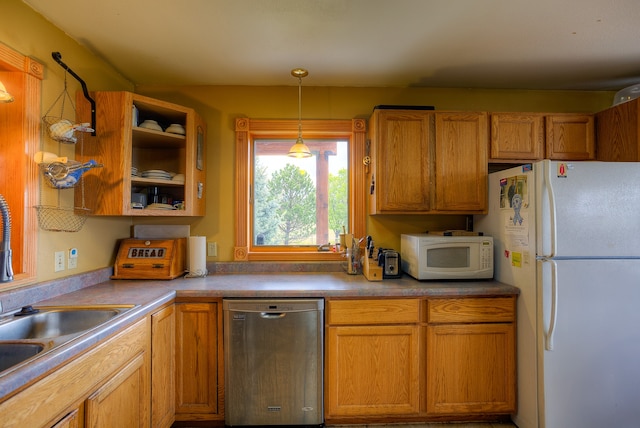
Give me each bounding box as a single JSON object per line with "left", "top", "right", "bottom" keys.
{"left": 186, "top": 236, "right": 208, "bottom": 278}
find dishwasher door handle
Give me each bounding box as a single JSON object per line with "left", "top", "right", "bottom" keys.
{"left": 260, "top": 312, "right": 287, "bottom": 319}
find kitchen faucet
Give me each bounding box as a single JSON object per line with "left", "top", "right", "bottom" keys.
{"left": 0, "top": 194, "right": 13, "bottom": 282}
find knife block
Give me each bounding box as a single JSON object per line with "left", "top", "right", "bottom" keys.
{"left": 363, "top": 255, "right": 383, "bottom": 281}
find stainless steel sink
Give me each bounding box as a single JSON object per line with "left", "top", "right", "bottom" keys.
{"left": 0, "top": 306, "right": 132, "bottom": 340}
{"left": 0, "top": 343, "right": 45, "bottom": 373}
{"left": 0, "top": 305, "right": 136, "bottom": 373}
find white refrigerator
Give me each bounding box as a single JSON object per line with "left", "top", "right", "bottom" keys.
{"left": 475, "top": 160, "right": 640, "bottom": 428}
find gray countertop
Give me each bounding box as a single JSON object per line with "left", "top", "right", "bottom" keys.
{"left": 0, "top": 272, "right": 518, "bottom": 402}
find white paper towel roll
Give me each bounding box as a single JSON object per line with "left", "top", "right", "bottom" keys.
{"left": 186, "top": 236, "right": 208, "bottom": 277}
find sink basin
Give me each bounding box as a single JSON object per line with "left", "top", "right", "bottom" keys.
{"left": 0, "top": 305, "right": 136, "bottom": 375}
{"left": 0, "top": 343, "right": 45, "bottom": 373}
{"left": 0, "top": 306, "right": 134, "bottom": 340}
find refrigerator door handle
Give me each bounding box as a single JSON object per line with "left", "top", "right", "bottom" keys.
{"left": 544, "top": 259, "right": 558, "bottom": 351}
{"left": 542, "top": 160, "right": 557, "bottom": 258}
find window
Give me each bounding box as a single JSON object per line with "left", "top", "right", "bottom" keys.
{"left": 235, "top": 118, "right": 366, "bottom": 261}
{"left": 253, "top": 138, "right": 348, "bottom": 246}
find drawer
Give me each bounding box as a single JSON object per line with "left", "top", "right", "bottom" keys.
{"left": 427, "top": 297, "right": 515, "bottom": 324}
{"left": 328, "top": 299, "right": 420, "bottom": 325}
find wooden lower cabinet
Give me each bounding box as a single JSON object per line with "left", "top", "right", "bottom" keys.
{"left": 325, "top": 297, "right": 516, "bottom": 424}
{"left": 326, "top": 324, "right": 421, "bottom": 417}
{"left": 50, "top": 409, "right": 80, "bottom": 428}
{"left": 86, "top": 353, "right": 148, "bottom": 427}
{"left": 325, "top": 299, "right": 421, "bottom": 422}
{"left": 426, "top": 323, "right": 516, "bottom": 414}
{"left": 426, "top": 297, "right": 516, "bottom": 416}
{"left": 0, "top": 318, "right": 150, "bottom": 428}
{"left": 174, "top": 301, "right": 223, "bottom": 423}
{"left": 151, "top": 304, "right": 175, "bottom": 428}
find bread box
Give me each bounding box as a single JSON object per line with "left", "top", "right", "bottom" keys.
{"left": 112, "top": 238, "right": 186, "bottom": 280}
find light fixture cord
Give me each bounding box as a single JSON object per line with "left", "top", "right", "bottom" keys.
{"left": 297, "top": 75, "right": 303, "bottom": 140}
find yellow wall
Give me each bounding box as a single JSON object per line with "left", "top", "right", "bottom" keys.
{"left": 136, "top": 85, "right": 614, "bottom": 256}
{"left": 1, "top": 0, "right": 617, "bottom": 282}
{"left": 1, "top": 0, "right": 134, "bottom": 282}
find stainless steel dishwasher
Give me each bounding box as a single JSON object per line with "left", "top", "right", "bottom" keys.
{"left": 223, "top": 298, "right": 324, "bottom": 427}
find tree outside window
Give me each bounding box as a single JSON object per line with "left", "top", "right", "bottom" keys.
{"left": 253, "top": 140, "right": 348, "bottom": 247}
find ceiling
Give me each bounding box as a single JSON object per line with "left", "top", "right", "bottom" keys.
{"left": 23, "top": 0, "right": 640, "bottom": 91}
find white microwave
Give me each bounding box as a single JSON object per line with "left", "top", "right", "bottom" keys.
{"left": 400, "top": 234, "right": 493, "bottom": 280}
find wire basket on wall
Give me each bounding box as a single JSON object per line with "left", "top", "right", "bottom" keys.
{"left": 35, "top": 205, "right": 91, "bottom": 233}
{"left": 36, "top": 63, "right": 97, "bottom": 233}
{"left": 41, "top": 73, "right": 93, "bottom": 144}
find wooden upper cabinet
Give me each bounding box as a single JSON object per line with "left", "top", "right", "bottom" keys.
{"left": 434, "top": 112, "right": 488, "bottom": 212}
{"left": 545, "top": 114, "right": 595, "bottom": 160}
{"left": 490, "top": 112, "right": 595, "bottom": 162}
{"left": 490, "top": 113, "right": 545, "bottom": 160}
{"left": 369, "top": 109, "right": 433, "bottom": 213}
{"left": 75, "top": 91, "right": 206, "bottom": 216}
{"left": 596, "top": 98, "right": 640, "bottom": 161}
{"left": 368, "top": 109, "right": 487, "bottom": 214}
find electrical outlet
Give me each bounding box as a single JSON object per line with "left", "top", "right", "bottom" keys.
{"left": 207, "top": 242, "right": 217, "bottom": 257}
{"left": 68, "top": 248, "right": 78, "bottom": 269}
{"left": 54, "top": 251, "right": 65, "bottom": 272}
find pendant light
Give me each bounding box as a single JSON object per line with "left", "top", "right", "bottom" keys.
{"left": 288, "top": 68, "right": 312, "bottom": 158}
{"left": 0, "top": 80, "right": 14, "bottom": 103}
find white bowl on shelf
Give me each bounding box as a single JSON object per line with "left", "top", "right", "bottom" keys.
{"left": 139, "top": 120, "right": 163, "bottom": 131}
{"left": 165, "top": 123, "right": 186, "bottom": 135}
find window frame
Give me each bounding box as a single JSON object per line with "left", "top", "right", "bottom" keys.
{"left": 0, "top": 43, "right": 42, "bottom": 289}
{"left": 234, "top": 118, "right": 367, "bottom": 261}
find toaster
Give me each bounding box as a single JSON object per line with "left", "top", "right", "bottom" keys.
{"left": 377, "top": 249, "right": 402, "bottom": 279}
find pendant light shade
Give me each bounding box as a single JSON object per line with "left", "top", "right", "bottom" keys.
{"left": 0, "top": 80, "right": 14, "bottom": 103}
{"left": 288, "top": 68, "right": 312, "bottom": 158}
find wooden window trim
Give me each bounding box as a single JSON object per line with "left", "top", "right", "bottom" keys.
{"left": 234, "top": 118, "right": 366, "bottom": 261}
{"left": 0, "top": 43, "right": 43, "bottom": 289}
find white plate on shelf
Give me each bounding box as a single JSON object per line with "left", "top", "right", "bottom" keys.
{"left": 142, "top": 174, "right": 172, "bottom": 179}
{"left": 141, "top": 170, "right": 172, "bottom": 179}
{"left": 146, "top": 203, "right": 176, "bottom": 210}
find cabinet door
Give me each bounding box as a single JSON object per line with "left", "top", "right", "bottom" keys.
{"left": 85, "top": 353, "right": 149, "bottom": 427}
{"left": 175, "top": 302, "right": 220, "bottom": 421}
{"left": 596, "top": 99, "right": 640, "bottom": 161}
{"left": 326, "top": 324, "right": 420, "bottom": 417}
{"left": 434, "top": 112, "right": 488, "bottom": 212}
{"left": 426, "top": 323, "right": 516, "bottom": 415}
{"left": 370, "top": 109, "right": 433, "bottom": 213}
{"left": 490, "top": 113, "right": 544, "bottom": 161}
{"left": 151, "top": 305, "right": 175, "bottom": 428}
{"left": 51, "top": 409, "right": 80, "bottom": 428}
{"left": 188, "top": 113, "right": 207, "bottom": 216}
{"left": 545, "top": 114, "right": 595, "bottom": 160}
